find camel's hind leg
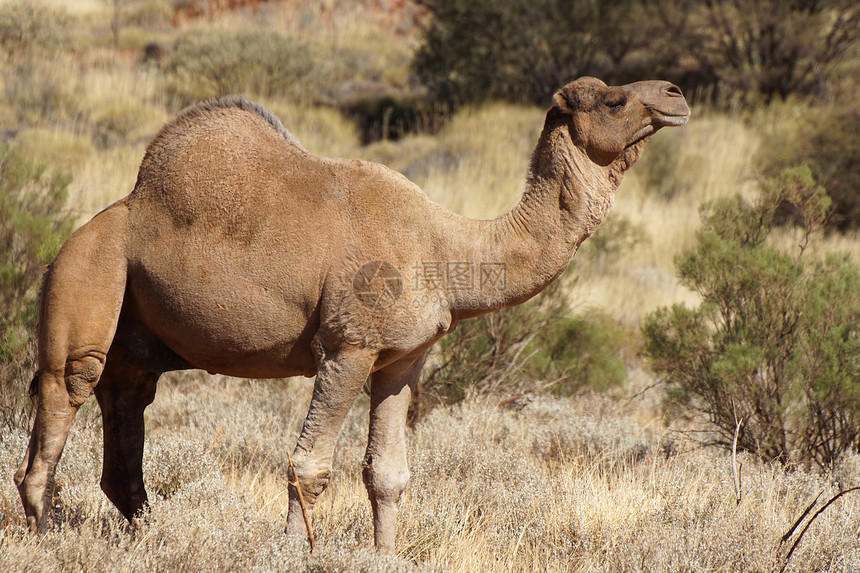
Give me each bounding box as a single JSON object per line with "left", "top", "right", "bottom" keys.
{"left": 94, "top": 349, "right": 159, "bottom": 521}
{"left": 13, "top": 205, "right": 128, "bottom": 532}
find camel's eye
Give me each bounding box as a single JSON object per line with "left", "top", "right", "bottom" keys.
{"left": 605, "top": 95, "right": 627, "bottom": 114}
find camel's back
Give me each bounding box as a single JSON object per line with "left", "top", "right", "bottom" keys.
{"left": 126, "top": 96, "right": 446, "bottom": 252}
{"left": 129, "top": 97, "right": 327, "bottom": 229}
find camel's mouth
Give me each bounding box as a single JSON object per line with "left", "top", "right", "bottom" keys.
{"left": 626, "top": 109, "right": 690, "bottom": 148}
{"left": 652, "top": 111, "right": 690, "bottom": 127}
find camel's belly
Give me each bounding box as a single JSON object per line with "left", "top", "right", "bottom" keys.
{"left": 125, "top": 264, "right": 320, "bottom": 378}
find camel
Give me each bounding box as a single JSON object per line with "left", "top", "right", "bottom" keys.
{"left": 14, "top": 77, "right": 689, "bottom": 553}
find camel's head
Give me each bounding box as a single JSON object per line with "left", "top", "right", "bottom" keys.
{"left": 551, "top": 76, "right": 690, "bottom": 166}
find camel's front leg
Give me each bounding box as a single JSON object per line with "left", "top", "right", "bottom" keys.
{"left": 286, "top": 341, "right": 377, "bottom": 541}
{"left": 363, "top": 355, "right": 424, "bottom": 554}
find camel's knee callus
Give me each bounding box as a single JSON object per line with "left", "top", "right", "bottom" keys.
{"left": 362, "top": 457, "right": 410, "bottom": 504}
{"left": 64, "top": 355, "right": 104, "bottom": 408}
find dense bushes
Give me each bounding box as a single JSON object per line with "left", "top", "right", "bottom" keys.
{"left": 412, "top": 0, "right": 650, "bottom": 108}
{"left": 642, "top": 167, "right": 860, "bottom": 469}
{"left": 0, "top": 145, "right": 74, "bottom": 430}
{"left": 160, "top": 29, "right": 344, "bottom": 107}
{"left": 760, "top": 104, "right": 860, "bottom": 231}
{"left": 413, "top": 0, "right": 859, "bottom": 108}
{"left": 653, "top": 0, "right": 860, "bottom": 104}
{"left": 414, "top": 274, "right": 630, "bottom": 423}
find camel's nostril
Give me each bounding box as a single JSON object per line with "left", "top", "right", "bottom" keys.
{"left": 665, "top": 84, "right": 683, "bottom": 97}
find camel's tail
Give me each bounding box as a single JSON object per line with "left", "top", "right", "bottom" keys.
{"left": 28, "top": 372, "right": 39, "bottom": 399}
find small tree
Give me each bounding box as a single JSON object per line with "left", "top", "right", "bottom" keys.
{"left": 760, "top": 105, "right": 860, "bottom": 232}
{"left": 642, "top": 166, "right": 860, "bottom": 469}
{"left": 0, "top": 145, "right": 74, "bottom": 430}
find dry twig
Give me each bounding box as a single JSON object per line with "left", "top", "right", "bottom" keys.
{"left": 778, "top": 487, "right": 860, "bottom": 573}
{"left": 731, "top": 400, "right": 744, "bottom": 506}
{"left": 287, "top": 451, "right": 316, "bottom": 552}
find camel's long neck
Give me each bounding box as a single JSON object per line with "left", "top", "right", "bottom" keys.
{"left": 445, "top": 116, "right": 637, "bottom": 321}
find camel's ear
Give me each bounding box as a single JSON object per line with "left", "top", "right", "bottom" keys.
{"left": 552, "top": 86, "right": 579, "bottom": 115}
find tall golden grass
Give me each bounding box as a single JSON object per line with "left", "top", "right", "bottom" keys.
{"left": 1, "top": 1, "right": 858, "bottom": 570}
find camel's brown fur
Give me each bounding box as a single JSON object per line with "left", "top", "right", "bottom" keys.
{"left": 15, "top": 77, "right": 689, "bottom": 552}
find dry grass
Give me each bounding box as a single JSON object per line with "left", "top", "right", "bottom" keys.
{"left": 2, "top": 377, "right": 858, "bottom": 571}
{"left": 2, "top": 2, "right": 859, "bottom": 570}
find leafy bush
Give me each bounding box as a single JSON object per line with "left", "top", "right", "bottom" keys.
{"left": 0, "top": 145, "right": 74, "bottom": 430}
{"left": 412, "top": 0, "right": 650, "bottom": 108}
{"left": 413, "top": 274, "right": 629, "bottom": 423}
{"left": 760, "top": 104, "right": 860, "bottom": 232}
{"left": 160, "top": 29, "right": 345, "bottom": 108}
{"left": 642, "top": 166, "right": 860, "bottom": 469}
{"left": 413, "top": 0, "right": 859, "bottom": 108}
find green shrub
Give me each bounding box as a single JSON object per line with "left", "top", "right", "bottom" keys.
{"left": 642, "top": 166, "right": 860, "bottom": 469}
{"left": 414, "top": 274, "right": 629, "bottom": 423}
{"left": 524, "top": 311, "right": 629, "bottom": 394}
{"left": 760, "top": 104, "right": 860, "bottom": 232}
{"left": 160, "top": 29, "right": 344, "bottom": 108}
{"left": 0, "top": 145, "right": 74, "bottom": 431}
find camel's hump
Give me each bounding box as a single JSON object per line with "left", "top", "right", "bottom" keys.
{"left": 131, "top": 96, "right": 310, "bottom": 200}
{"left": 137, "top": 96, "right": 304, "bottom": 174}
{"left": 170, "top": 96, "right": 302, "bottom": 147}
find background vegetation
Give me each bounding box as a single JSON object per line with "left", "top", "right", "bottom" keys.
{"left": 643, "top": 167, "right": 860, "bottom": 470}
{"left": 0, "top": 0, "right": 858, "bottom": 571}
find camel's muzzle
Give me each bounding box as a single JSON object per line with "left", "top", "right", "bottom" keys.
{"left": 628, "top": 80, "right": 691, "bottom": 128}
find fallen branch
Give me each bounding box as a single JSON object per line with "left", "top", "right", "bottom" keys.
{"left": 287, "top": 451, "right": 316, "bottom": 552}
{"left": 778, "top": 487, "right": 860, "bottom": 573}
